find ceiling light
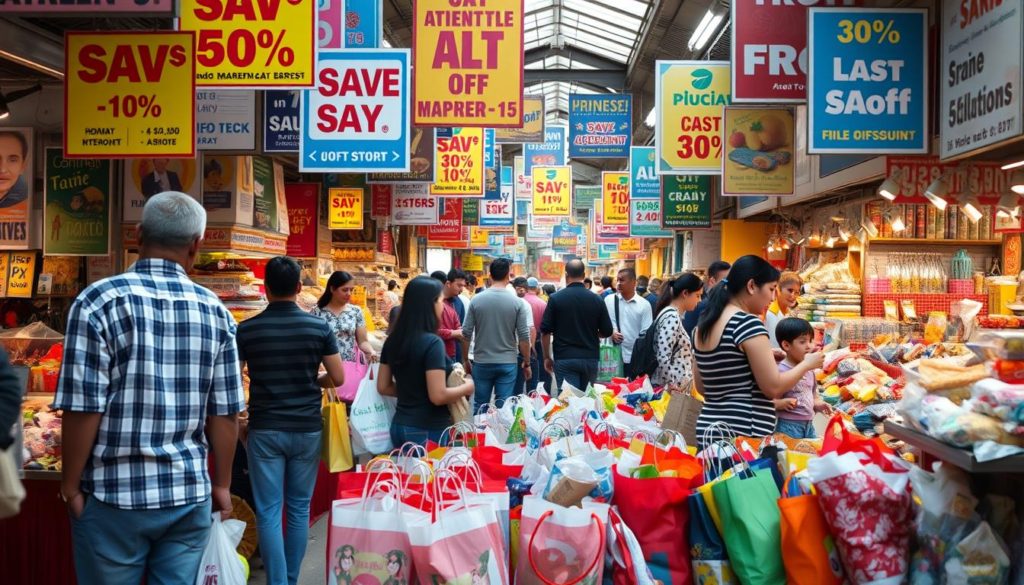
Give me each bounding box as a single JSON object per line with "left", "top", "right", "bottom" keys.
{"left": 997, "top": 193, "right": 1021, "bottom": 219}
{"left": 924, "top": 176, "right": 950, "bottom": 210}
{"left": 962, "top": 197, "right": 984, "bottom": 223}
{"left": 887, "top": 210, "right": 906, "bottom": 233}
{"left": 644, "top": 107, "right": 656, "bottom": 128}
{"left": 688, "top": 9, "right": 724, "bottom": 52}
{"left": 1011, "top": 170, "right": 1024, "bottom": 195}
{"left": 0, "top": 50, "right": 64, "bottom": 80}
{"left": 1002, "top": 159, "right": 1024, "bottom": 171}
{"left": 878, "top": 172, "right": 901, "bottom": 200}
{"left": 861, "top": 219, "right": 879, "bottom": 238}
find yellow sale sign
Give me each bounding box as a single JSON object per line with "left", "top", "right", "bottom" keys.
{"left": 531, "top": 166, "right": 572, "bottom": 216}
{"left": 470, "top": 226, "right": 489, "bottom": 247}
{"left": 463, "top": 253, "right": 484, "bottom": 271}
{"left": 329, "top": 187, "right": 364, "bottom": 230}
{"left": 618, "top": 237, "right": 643, "bottom": 253}
{"left": 432, "top": 128, "right": 485, "bottom": 196}
{"left": 655, "top": 61, "right": 731, "bottom": 174}
{"left": 65, "top": 32, "right": 196, "bottom": 158}
{"left": 413, "top": 0, "right": 524, "bottom": 127}
{"left": 602, "top": 172, "right": 630, "bottom": 225}
{"left": 178, "top": 0, "right": 316, "bottom": 87}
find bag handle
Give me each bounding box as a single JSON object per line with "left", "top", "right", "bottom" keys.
{"left": 607, "top": 509, "right": 636, "bottom": 577}
{"left": 528, "top": 509, "right": 606, "bottom": 585}
{"left": 780, "top": 470, "right": 813, "bottom": 499}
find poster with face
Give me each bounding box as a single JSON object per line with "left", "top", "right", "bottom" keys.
{"left": 0, "top": 127, "right": 33, "bottom": 248}
{"left": 122, "top": 157, "right": 201, "bottom": 223}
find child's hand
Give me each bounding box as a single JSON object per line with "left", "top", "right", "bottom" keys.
{"left": 774, "top": 398, "right": 798, "bottom": 411}
{"left": 814, "top": 399, "right": 832, "bottom": 414}
{"left": 802, "top": 352, "right": 825, "bottom": 371}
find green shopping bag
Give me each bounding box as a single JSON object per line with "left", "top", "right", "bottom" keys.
{"left": 597, "top": 342, "right": 623, "bottom": 383}
{"left": 711, "top": 465, "right": 786, "bottom": 585}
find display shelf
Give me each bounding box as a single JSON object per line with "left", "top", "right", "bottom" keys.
{"left": 869, "top": 238, "right": 1002, "bottom": 246}
{"left": 883, "top": 421, "right": 1024, "bottom": 474}
{"left": 863, "top": 293, "right": 988, "bottom": 318}
{"left": 22, "top": 469, "right": 60, "bottom": 481}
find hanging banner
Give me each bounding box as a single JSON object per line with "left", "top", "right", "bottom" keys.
{"left": 807, "top": 8, "right": 928, "bottom": 154}
{"left": 196, "top": 90, "right": 256, "bottom": 150}
{"left": 368, "top": 127, "right": 436, "bottom": 183}
{"left": 940, "top": 0, "right": 1023, "bottom": 159}
{"left": 501, "top": 166, "right": 516, "bottom": 222}
{"left": 496, "top": 94, "right": 545, "bottom": 144}
{"left": 2, "top": 0, "right": 172, "bottom": 14}
{"left": 655, "top": 61, "right": 730, "bottom": 174}
{"left": 575, "top": 185, "right": 601, "bottom": 210}
{"left": 463, "top": 253, "right": 485, "bottom": 271}
{"left": 722, "top": 106, "right": 796, "bottom": 196}
{"left": 469, "top": 227, "right": 489, "bottom": 248}
{"left": 602, "top": 172, "right": 630, "bottom": 226}
{"left": 412, "top": 0, "right": 524, "bottom": 127}
{"left": 515, "top": 200, "right": 530, "bottom": 225}
{"left": 568, "top": 94, "right": 632, "bottom": 158}
{"left": 0, "top": 127, "right": 33, "bottom": 250}
{"left": 618, "top": 237, "right": 643, "bottom": 254}
{"left": 65, "top": 32, "right": 195, "bottom": 158}
{"left": 263, "top": 90, "right": 300, "bottom": 152}
{"left": 328, "top": 187, "right": 364, "bottom": 230}
{"left": 594, "top": 200, "right": 628, "bottom": 240}
{"left": 531, "top": 166, "right": 572, "bottom": 216}
{"left": 319, "top": 0, "right": 345, "bottom": 49}
{"left": 884, "top": 157, "right": 1018, "bottom": 203}
{"left": 178, "top": 0, "right": 316, "bottom": 87}
{"left": 345, "top": 0, "right": 381, "bottom": 48}
{"left": 44, "top": 148, "right": 111, "bottom": 256}
{"left": 428, "top": 198, "right": 464, "bottom": 241}
{"left": 514, "top": 155, "right": 531, "bottom": 201}
{"left": 285, "top": 183, "right": 319, "bottom": 257}
{"left": 431, "top": 128, "right": 486, "bottom": 196}
{"left": 524, "top": 126, "right": 567, "bottom": 174}
{"left": 629, "top": 146, "right": 659, "bottom": 199}
{"left": 630, "top": 199, "right": 672, "bottom": 238}
{"left": 390, "top": 183, "right": 438, "bottom": 225}
{"left": 481, "top": 167, "right": 514, "bottom": 227}
{"left": 370, "top": 184, "right": 392, "bottom": 218}
{"left": 552, "top": 222, "right": 583, "bottom": 252}
{"left": 250, "top": 156, "right": 282, "bottom": 232}
{"left": 462, "top": 199, "right": 479, "bottom": 225}
{"left": 662, "top": 175, "right": 713, "bottom": 229}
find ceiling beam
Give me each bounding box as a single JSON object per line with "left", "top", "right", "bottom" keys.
{"left": 524, "top": 69, "right": 624, "bottom": 89}
{"left": 525, "top": 46, "right": 624, "bottom": 70}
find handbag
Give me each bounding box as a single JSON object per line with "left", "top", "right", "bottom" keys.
{"left": 660, "top": 389, "right": 703, "bottom": 448}
{"left": 0, "top": 442, "right": 25, "bottom": 519}
{"left": 687, "top": 491, "right": 738, "bottom": 584}
{"left": 322, "top": 388, "right": 354, "bottom": 472}
{"left": 336, "top": 350, "right": 370, "bottom": 402}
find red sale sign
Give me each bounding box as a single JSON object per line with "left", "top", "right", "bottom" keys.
{"left": 285, "top": 183, "right": 319, "bottom": 257}
{"left": 371, "top": 184, "right": 392, "bottom": 218}
{"left": 428, "top": 198, "right": 464, "bottom": 241}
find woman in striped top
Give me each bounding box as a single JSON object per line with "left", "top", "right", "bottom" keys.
{"left": 692, "top": 256, "right": 823, "bottom": 448}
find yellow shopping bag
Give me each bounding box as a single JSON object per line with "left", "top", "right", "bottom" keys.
{"left": 321, "top": 391, "right": 354, "bottom": 472}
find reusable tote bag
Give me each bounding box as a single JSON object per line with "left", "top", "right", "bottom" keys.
{"left": 516, "top": 495, "right": 609, "bottom": 585}
{"left": 322, "top": 389, "right": 354, "bottom": 472}
{"left": 778, "top": 475, "right": 843, "bottom": 585}
{"left": 349, "top": 364, "right": 396, "bottom": 456}
{"left": 687, "top": 491, "right": 739, "bottom": 584}
{"left": 711, "top": 464, "right": 786, "bottom": 585}
{"left": 336, "top": 350, "right": 371, "bottom": 402}
{"left": 597, "top": 342, "right": 623, "bottom": 383}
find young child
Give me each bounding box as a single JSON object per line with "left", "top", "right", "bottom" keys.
{"left": 773, "top": 317, "right": 831, "bottom": 439}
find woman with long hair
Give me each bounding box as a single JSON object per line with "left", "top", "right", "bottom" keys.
{"left": 765, "top": 271, "right": 803, "bottom": 348}
{"left": 692, "top": 255, "right": 823, "bottom": 447}
{"left": 651, "top": 273, "right": 704, "bottom": 392}
{"left": 311, "top": 271, "right": 378, "bottom": 362}
{"left": 377, "top": 276, "right": 474, "bottom": 446}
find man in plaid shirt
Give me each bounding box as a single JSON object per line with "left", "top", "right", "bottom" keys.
{"left": 54, "top": 191, "right": 245, "bottom": 585}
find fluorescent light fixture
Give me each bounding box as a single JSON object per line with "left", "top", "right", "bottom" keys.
{"left": 0, "top": 49, "right": 64, "bottom": 79}
{"left": 1011, "top": 170, "right": 1024, "bottom": 195}
{"left": 878, "top": 173, "right": 901, "bottom": 200}
{"left": 924, "top": 176, "right": 950, "bottom": 210}
{"left": 860, "top": 219, "right": 879, "bottom": 238}
{"left": 688, "top": 9, "right": 724, "bottom": 52}
{"left": 962, "top": 197, "right": 984, "bottom": 223}
{"left": 1002, "top": 159, "right": 1024, "bottom": 171}
{"left": 644, "top": 107, "right": 656, "bottom": 128}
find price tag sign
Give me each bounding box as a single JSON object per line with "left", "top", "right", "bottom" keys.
{"left": 329, "top": 187, "right": 364, "bottom": 230}
{"left": 661, "top": 175, "right": 712, "bottom": 229}
{"left": 531, "top": 166, "right": 572, "bottom": 216}
{"left": 390, "top": 183, "right": 439, "bottom": 225}
{"left": 65, "top": 32, "right": 196, "bottom": 158}
{"left": 431, "top": 128, "right": 485, "bottom": 196}
{"left": 178, "top": 0, "right": 316, "bottom": 87}
{"left": 655, "top": 61, "right": 730, "bottom": 174}
{"left": 618, "top": 237, "right": 643, "bottom": 254}
{"left": 630, "top": 199, "right": 672, "bottom": 238}
{"left": 602, "top": 172, "right": 630, "bottom": 225}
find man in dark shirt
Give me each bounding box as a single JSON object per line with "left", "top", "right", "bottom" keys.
{"left": 541, "top": 259, "right": 614, "bottom": 392}
{"left": 683, "top": 260, "right": 731, "bottom": 338}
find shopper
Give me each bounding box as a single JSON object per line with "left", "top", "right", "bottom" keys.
{"left": 773, "top": 317, "right": 831, "bottom": 439}
{"left": 523, "top": 277, "right": 551, "bottom": 390}
{"left": 461, "top": 275, "right": 476, "bottom": 309}
{"left": 542, "top": 284, "right": 556, "bottom": 300}
{"left": 511, "top": 277, "right": 538, "bottom": 395}
{"left": 637, "top": 275, "right": 651, "bottom": 298}
{"left": 0, "top": 347, "right": 21, "bottom": 451}
{"left": 692, "top": 255, "right": 823, "bottom": 448}
{"left": 312, "top": 271, "right": 378, "bottom": 363}
{"left": 236, "top": 257, "right": 346, "bottom": 585}
{"left": 55, "top": 192, "right": 244, "bottom": 585}
{"left": 378, "top": 277, "right": 475, "bottom": 446}
{"left": 542, "top": 260, "right": 614, "bottom": 391}
{"left": 651, "top": 274, "right": 703, "bottom": 392}
{"left": 583, "top": 278, "right": 594, "bottom": 291}
{"left": 430, "top": 270, "right": 468, "bottom": 361}
{"left": 646, "top": 278, "right": 663, "bottom": 309}
{"left": 381, "top": 279, "right": 401, "bottom": 320}
{"left": 766, "top": 271, "right": 803, "bottom": 348}
{"left": 462, "top": 259, "right": 531, "bottom": 412}
{"left": 684, "top": 260, "right": 731, "bottom": 338}
{"left": 605, "top": 268, "right": 653, "bottom": 380}
{"left": 599, "top": 275, "right": 614, "bottom": 298}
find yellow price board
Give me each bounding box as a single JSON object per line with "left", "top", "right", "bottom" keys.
{"left": 618, "top": 237, "right": 643, "bottom": 254}
{"left": 7, "top": 252, "right": 36, "bottom": 299}
{"left": 531, "top": 166, "right": 572, "bottom": 216}
{"left": 329, "top": 188, "right": 364, "bottom": 230}
{"left": 462, "top": 253, "right": 484, "bottom": 271}
{"left": 431, "top": 128, "right": 485, "bottom": 196}
{"left": 65, "top": 32, "right": 195, "bottom": 158}
{"left": 602, "top": 172, "right": 630, "bottom": 225}
{"left": 178, "top": 0, "right": 316, "bottom": 87}
{"left": 470, "top": 227, "right": 489, "bottom": 248}
{"left": 655, "top": 61, "right": 731, "bottom": 174}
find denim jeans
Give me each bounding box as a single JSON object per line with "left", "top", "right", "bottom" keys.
{"left": 513, "top": 355, "right": 527, "bottom": 397}
{"left": 391, "top": 423, "right": 447, "bottom": 448}
{"left": 248, "top": 429, "right": 323, "bottom": 585}
{"left": 553, "top": 358, "right": 599, "bottom": 393}
{"left": 775, "top": 418, "right": 816, "bottom": 439}
{"left": 530, "top": 341, "right": 552, "bottom": 393}
{"left": 471, "top": 361, "right": 517, "bottom": 413}
{"left": 71, "top": 495, "right": 211, "bottom": 585}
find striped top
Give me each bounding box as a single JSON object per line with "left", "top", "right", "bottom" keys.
{"left": 693, "top": 312, "right": 776, "bottom": 446}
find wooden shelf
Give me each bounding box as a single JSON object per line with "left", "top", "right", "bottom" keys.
{"left": 869, "top": 238, "right": 1002, "bottom": 246}
{"left": 883, "top": 421, "right": 1024, "bottom": 474}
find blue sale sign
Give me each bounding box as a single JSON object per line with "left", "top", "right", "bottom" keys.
{"left": 568, "top": 94, "right": 632, "bottom": 158}
{"left": 808, "top": 8, "right": 928, "bottom": 154}
{"left": 300, "top": 49, "right": 411, "bottom": 172}
{"left": 264, "top": 90, "right": 300, "bottom": 152}
{"left": 629, "top": 146, "right": 659, "bottom": 199}
{"left": 524, "top": 127, "right": 567, "bottom": 174}
{"left": 344, "top": 0, "right": 382, "bottom": 48}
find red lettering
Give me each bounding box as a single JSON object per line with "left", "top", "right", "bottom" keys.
{"left": 192, "top": 0, "right": 222, "bottom": 20}
{"left": 318, "top": 68, "right": 340, "bottom": 96}
{"left": 77, "top": 44, "right": 107, "bottom": 83}
{"left": 76, "top": 44, "right": 173, "bottom": 83}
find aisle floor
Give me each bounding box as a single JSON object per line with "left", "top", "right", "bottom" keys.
{"left": 248, "top": 515, "right": 328, "bottom": 585}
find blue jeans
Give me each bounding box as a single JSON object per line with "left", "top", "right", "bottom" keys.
{"left": 248, "top": 429, "right": 323, "bottom": 585}
{"left": 553, "top": 358, "right": 599, "bottom": 392}
{"left": 530, "top": 341, "right": 552, "bottom": 392}
{"left": 472, "top": 361, "right": 517, "bottom": 413}
{"left": 391, "top": 423, "right": 447, "bottom": 448}
{"left": 775, "top": 418, "right": 816, "bottom": 439}
{"left": 513, "top": 355, "right": 527, "bottom": 397}
{"left": 70, "top": 495, "right": 211, "bottom": 585}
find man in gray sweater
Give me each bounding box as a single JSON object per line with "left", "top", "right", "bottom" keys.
{"left": 463, "top": 258, "right": 531, "bottom": 413}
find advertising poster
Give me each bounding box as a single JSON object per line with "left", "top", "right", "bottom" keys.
{"left": 44, "top": 148, "right": 111, "bottom": 256}
{"left": 568, "top": 94, "right": 632, "bottom": 158}
{"left": 630, "top": 198, "right": 672, "bottom": 238}
{"left": 496, "top": 95, "right": 545, "bottom": 144}
{"left": 515, "top": 200, "right": 529, "bottom": 225}
{"left": 655, "top": 61, "right": 731, "bottom": 174}
{"left": 428, "top": 198, "right": 464, "bottom": 241}
{"left": 469, "top": 227, "right": 489, "bottom": 248}
{"left": 462, "top": 199, "right": 479, "bottom": 225}
{"left": 618, "top": 237, "right": 643, "bottom": 254}
{"left": 514, "top": 156, "right": 531, "bottom": 201}
{"left": 368, "top": 127, "right": 436, "bottom": 183}
{"left": 629, "top": 146, "right": 659, "bottom": 199}
{"left": 178, "top": 0, "right": 316, "bottom": 87}
{"left": 594, "top": 200, "right": 628, "bottom": 240}
{"left": 252, "top": 156, "right": 280, "bottom": 231}
{"left": 318, "top": 0, "right": 345, "bottom": 49}
{"left": 884, "top": 158, "right": 1017, "bottom": 203}
{"left": 722, "top": 107, "right": 795, "bottom": 196}
{"left": 202, "top": 155, "right": 255, "bottom": 226}
{"left": 263, "top": 90, "right": 300, "bottom": 152}
{"left": 575, "top": 185, "right": 601, "bottom": 211}
{"left": 196, "top": 90, "right": 256, "bottom": 150}
{"left": 807, "top": 8, "right": 928, "bottom": 154}
{"left": 531, "top": 166, "right": 572, "bottom": 216}
{"left": 64, "top": 32, "right": 195, "bottom": 158}
{"left": 390, "top": 183, "right": 438, "bottom": 225}
{"left": 602, "top": 172, "right": 630, "bottom": 226}
{"left": 552, "top": 222, "right": 583, "bottom": 252}
{"left": 41, "top": 256, "right": 84, "bottom": 298}
{"left": 662, "top": 175, "right": 712, "bottom": 229}
{"left": 0, "top": 127, "right": 33, "bottom": 249}
{"left": 940, "top": 0, "right": 1023, "bottom": 159}
{"left": 123, "top": 156, "right": 202, "bottom": 222}
{"left": 3, "top": 0, "right": 171, "bottom": 14}
{"left": 345, "top": 0, "right": 382, "bottom": 48}
{"left": 370, "top": 184, "right": 392, "bottom": 218}
{"left": 536, "top": 256, "right": 563, "bottom": 282}
{"left": 412, "top": 0, "right": 524, "bottom": 127}
{"left": 285, "top": 183, "right": 319, "bottom": 257}
{"left": 6, "top": 253, "right": 37, "bottom": 299}
{"left": 481, "top": 166, "right": 514, "bottom": 228}
{"left": 328, "top": 187, "right": 364, "bottom": 230}
{"left": 524, "top": 127, "right": 567, "bottom": 174}
{"left": 431, "top": 128, "right": 486, "bottom": 196}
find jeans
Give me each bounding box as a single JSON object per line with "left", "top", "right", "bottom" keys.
{"left": 471, "top": 361, "right": 518, "bottom": 413}
{"left": 530, "top": 341, "right": 552, "bottom": 393}
{"left": 70, "top": 495, "right": 211, "bottom": 585}
{"left": 775, "top": 418, "right": 816, "bottom": 439}
{"left": 513, "top": 355, "right": 527, "bottom": 397}
{"left": 391, "top": 423, "right": 447, "bottom": 448}
{"left": 553, "top": 358, "right": 599, "bottom": 392}
{"left": 248, "top": 429, "right": 323, "bottom": 585}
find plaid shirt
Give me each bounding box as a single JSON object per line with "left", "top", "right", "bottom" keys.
{"left": 53, "top": 259, "right": 245, "bottom": 510}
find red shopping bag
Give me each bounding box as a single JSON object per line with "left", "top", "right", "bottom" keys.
{"left": 516, "top": 495, "right": 609, "bottom": 585}
{"left": 820, "top": 414, "right": 902, "bottom": 472}
{"left": 472, "top": 445, "right": 525, "bottom": 481}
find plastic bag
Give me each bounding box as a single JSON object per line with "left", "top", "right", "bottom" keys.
{"left": 349, "top": 364, "right": 395, "bottom": 456}
{"left": 945, "top": 522, "right": 1011, "bottom": 585}
{"left": 196, "top": 514, "right": 247, "bottom": 585}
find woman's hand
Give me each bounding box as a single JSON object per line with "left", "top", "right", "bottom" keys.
{"left": 802, "top": 352, "right": 824, "bottom": 372}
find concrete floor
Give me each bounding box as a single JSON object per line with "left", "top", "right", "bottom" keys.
{"left": 247, "top": 515, "right": 328, "bottom": 585}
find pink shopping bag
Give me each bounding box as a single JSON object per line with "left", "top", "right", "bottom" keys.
{"left": 327, "top": 491, "right": 417, "bottom": 585}
{"left": 516, "top": 495, "right": 609, "bottom": 585}
{"left": 405, "top": 499, "right": 509, "bottom": 585}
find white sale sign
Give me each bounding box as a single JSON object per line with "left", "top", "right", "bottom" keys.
{"left": 390, "top": 183, "right": 439, "bottom": 225}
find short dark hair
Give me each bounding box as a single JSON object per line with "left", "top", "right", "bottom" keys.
{"left": 584, "top": 278, "right": 593, "bottom": 286}
{"left": 265, "top": 256, "right": 302, "bottom": 297}
{"left": 490, "top": 258, "right": 511, "bottom": 281}
{"left": 512, "top": 277, "right": 528, "bottom": 288}
{"left": 543, "top": 284, "right": 556, "bottom": 296}
{"left": 447, "top": 269, "right": 467, "bottom": 283}
{"left": 775, "top": 317, "right": 815, "bottom": 347}
{"left": 709, "top": 260, "right": 731, "bottom": 280}
{"left": 637, "top": 275, "right": 650, "bottom": 287}
{"left": 617, "top": 267, "right": 637, "bottom": 281}
{"left": 467, "top": 274, "right": 477, "bottom": 286}
{"left": 566, "top": 259, "right": 586, "bottom": 279}
{"left": 601, "top": 276, "right": 613, "bottom": 288}
{"left": 0, "top": 130, "right": 28, "bottom": 158}
{"left": 430, "top": 270, "right": 447, "bottom": 284}
{"left": 387, "top": 279, "right": 398, "bottom": 291}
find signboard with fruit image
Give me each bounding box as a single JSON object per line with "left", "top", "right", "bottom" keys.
{"left": 721, "top": 107, "right": 795, "bottom": 196}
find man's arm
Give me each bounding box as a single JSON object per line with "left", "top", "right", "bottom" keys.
{"left": 598, "top": 299, "right": 614, "bottom": 338}
{"left": 208, "top": 326, "right": 246, "bottom": 515}
{"left": 205, "top": 413, "right": 238, "bottom": 517}
{"left": 0, "top": 348, "right": 23, "bottom": 449}
{"left": 543, "top": 333, "right": 555, "bottom": 374}
{"left": 60, "top": 412, "right": 102, "bottom": 517}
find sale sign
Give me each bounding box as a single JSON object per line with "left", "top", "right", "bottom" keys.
{"left": 807, "top": 8, "right": 928, "bottom": 154}
{"left": 618, "top": 237, "right": 643, "bottom": 254}
{"left": 496, "top": 94, "right": 545, "bottom": 144}
{"left": 481, "top": 169, "right": 513, "bottom": 228}
{"left": 552, "top": 222, "right": 583, "bottom": 252}
{"left": 524, "top": 126, "right": 567, "bottom": 174}
{"left": 630, "top": 199, "right": 671, "bottom": 238}
{"left": 65, "top": 32, "right": 195, "bottom": 158}
{"left": 345, "top": 0, "right": 382, "bottom": 48}
{"left": 531, "top": 166, "right": 572, "bottom": 216}
{"left": 329, "top": 187, "right": 364, "bottom": 229}
{"left": 390, "top": 183, "right": 438, "bottom": 225}
{"left": 428, "top": 198, "right": 464, "bottom": 241}
{"left": 629, "top": 146, "right": 659, "bottom": 199}
{"left": 514, "top": 156, "right": 531, "bottom": 201}
{"left": 722, "top": 107, "right": 795, "bottom": 196}
{"left": 263, "top": 90, "right": 300, "bottom": 152}
{"left": 178, "top": 0, "right": 316, "bottom": 87}
{"left": 594, "top": 200, "right": 628, "bottom": 240}
{"left": 655, "top": 61, "right": 730, "bottom": 174}
{"left": 662, "top": 175, "right": 712, "bottom": 229}
{"left": 602, "top": 172, "right": 630, "bottom": 226}
{"left": 285, "top": 183, "right": 319, "bottom": 257}
{"left": 370, "top": 184, "right": 392, "bottom": 218}
{"left": 568, "top": 94, "right": 632, "bottom": 158}
{"left": 301, "top": 49, "right": 411, "bottom": 172}
{"left": 470, "top": 226, "right": 489, "bottom": 248}
{"left": 413, "top": 0, "right": 524, "bottom": 127}
{"left": 432, "top": 128, "right": 485, "bottom": 196}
